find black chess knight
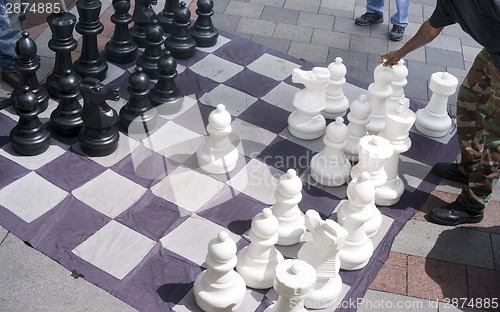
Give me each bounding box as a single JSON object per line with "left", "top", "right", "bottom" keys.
{"left": 157, "top": 0, "right": 178, "bottom": 33}
{"left": 190, "top": 0, "right": 218, "bottom": 47}
{"left": 164, "top": 2, "right": 196, "bottom": 59}
{"left": 136, "top": 19, "right": 164, "bottom": 79}
{"left": 149, "top": 49, "right": 183, "bottom": 114}
{"left": 105, "top": 0, "right": 138, "bottom": 64}
{"left": 130, "top": 0, "right": 157, "bottom": 48}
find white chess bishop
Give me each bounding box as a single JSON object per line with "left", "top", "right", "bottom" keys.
{"left": 415, "top": 71, "right": 458, "bottom": 137}
{"left": 386, "top": 59, "right": 408, "bottom": 113}
{"left": 322, "top": 57, "right": 349, "bottom": 119}
{"left": 366, "top": 62, "right": 394, "bottom": 135}
{"left": 288, "top": 67, "right": 330, "bottom": 140}
{"left": 377, "top": 98, "right": 416, "bottom": 206}
{"left": 337, "top": 172, "right": 374, "bottom": 270}
{"left": 344, "top": 94, "right": 371, "bottom": 161}
{"left": 236, "top": 208, "right": 284, "bottom": 289}
{"left": 271, "top": 169, "right": 306, "bottom": 246}
{"left": 298, "top": 210, "right": 348, "bottom": 309}
{"left": 197, "top": 104, "right": 239, "bottom": 174}
{"left": 193, "top": 231, "right": 246, "bottom": 312}
{"left": 310, "top": 116, "right": 351, "bottom": 186}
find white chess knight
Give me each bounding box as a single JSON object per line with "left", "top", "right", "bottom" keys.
{"left": 264, "top": 259, "right": 316, "bottom": 312}
{"left": 197, "top": 104, "right": 239, "bottom": 174}
{"left": 288, "top": 67, "right": 330, "bottom": 140}
{"left": 377, "top": 98, "right": 416, "bottom": 206}
{"left": 415, "top": 71, "right": 458, "bottom": 137}
{"left": 298, "top": 210, "right": 348, "bottom": 309}
{"left": 193, "top": 231, "right": 246, "bottom": 312}
{"left": 344, "top": 94, "right": 371, "bottom": 161}
{"left": 236, "top": 208, "right": 284, "bottom": 289}
{"left": 310, "top": 116, "right": 351, "bottom": 186}
{"left": 386, "top": 59, "right": 408, "bottom": 113}
{"left": 337, "top": 172, "right": 374, "bottom": 271}
{"left": 322, "top": 57, "right": 349, "bottom": 119}
{"left": 271, "top": 169, "right": 306, "bottom": 246}
{"left": 366, "top": 62, "right": 394, "bottom": 135}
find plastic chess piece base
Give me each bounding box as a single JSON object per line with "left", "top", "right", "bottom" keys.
{"left": 310, "top": 154, "right": 351, "bottom": 187}
{"left": 305, "top": 276, "right": 342, "bottom": 309}
{"left": 375, "top": 176, "right": 405, "bottom": 206}
{"left": 191, "top": 30, "right": 218, "bottom": 47}
{"left": 10, "top": 127, "right": 51, "bottom": 156}
{"left": 320, "top": 110, "right": 344, "bottom": 120}
{"left": 236, "top": 247, "right": 284, "bottom": 289}
{"left": 193, "top": 271, "right": 246, "bottom": 312}
{"left": 288, "top": 111, "right": 326, "bottom": 140}
{"left": 105, "top": 42, "right": 138, "bottom": 64}
{"left": 197, "top": 145, "right": 238, "bottom": 174}
{"left": 50, "top": 108, "right": 84, "bottom": 137}
{"left": 79, "top": 128, "right": 119, "bottom": 157}
{"left": 415, "top": 108, "right": 452, "bottom": 138}
{"left": 338, "top": 238, "right": 373, "bottom": 271}
{"left": 73, "top": 58, "right": 108, "bottom": 82}
{"left": 154, "top": 97, "right": 184, "bottom": 115}
{"left": 121, "top": 110, "right": 158, "bottom": 134}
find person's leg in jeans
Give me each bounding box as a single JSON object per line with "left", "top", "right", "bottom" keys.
{"left": 366, "top": 0, "right": 385, "bottom": 16}
{"left": 355, "top": 0, "right": 385, "bottom": 26}
{"left": 389, "top": 0, "right": 411, "bottom": 41}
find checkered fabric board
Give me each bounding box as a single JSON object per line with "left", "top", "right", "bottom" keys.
{"left": 0, "top": 30, "right": 459, "bottom": 312}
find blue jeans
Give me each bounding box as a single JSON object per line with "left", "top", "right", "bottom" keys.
{"left": 0, "top": 0, "right": 29, "bottom": 72}
{"left": 366, "top": 0, "right": 411, "bottom": 27}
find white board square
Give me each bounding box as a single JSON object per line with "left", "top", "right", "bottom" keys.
{"left": 101, "top": 62, "right": 127, "bottom": 85}
{"left": 195, "top": 35, "right": 231, "bottom": 53}
{"left": 199, "top": 84, "right": 257, "bottom": 116}
{"left": 189, "top": 54, "right": 244, "bottom": 83}
{"left": 261, "top": 81, "right": 300, "bottom": 112}
{"left": 0, "top": 139, "right": 69, "bottom": 171}
{"left": 247, "top": 53, "right": 301, "bottom": 81}
{"left": 231, "top": 118, "right": 278, "bottom": 157}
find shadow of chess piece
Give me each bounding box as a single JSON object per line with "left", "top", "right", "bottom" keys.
{"left": 10, "top": 86, "right": 51, "bottom": 156}
{"left": 131, "top": 0, "right": 157, "bottom": 48}
{"left": 105, "top": 0, "right": 138, "bottom": 64}
{"left": 149, "top": 49, "right": 184, "bottom": 114}
{"left": 120, "top": 66, "right": 158, "bottom": 133}
{"left": 11, "top": 31, "right": 49, "bottom": 113}
{"left": 46, "top": 11, "right": 81, "bottom": 99}
{"left": 79, "top": 77, "right": 120, "bottom": 156}
{"left": 73, "top": 0, "right": 108, "bottom": 81}
{"left": 164, "top": 2, "right": 196, "bottom": 59}
{"left": 190, "top": 0, "right": 218, "bottom": 47}
{"left": 157, "top": 0, "right": 178, "bottom": 33}
{"left": 50, "top": 68, "right": 84, "bottom": 136}
{"left": 136, "top": 19, "right": 164, "bottom": 79}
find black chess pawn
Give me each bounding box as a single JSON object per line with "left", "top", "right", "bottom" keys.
{"left": 11, "top": 31, "right": 49, "bottom": 112}
{"left": 46, "top": 11, "right": 81, "bottom": 98}
{"left": 130, "top": 0, "right": 157, "bottom": 48}
{"left": 79, "top": 77, "right": 120, "bottom": 156}
{"left": 136, "top": 19, "right": 164, "bottom": 79}
{"left": 164, "top": 2, "right": 196, "bottom": 59}
{"left": 10, "top": 86, "right": 51, "bottom": 156}
{"left": 50, "top": 68, "right": 84, "bottom": 136}
{"left": 149, "top": 49, "right": 184, "bottom": 114}
{"left": 105, "top": 0, "right": 138, "bottom": 63}
{"left": 120, "top": 66, "right": 158, "bottom": 133}
{"left": 157, "top": 0, "right": 178, "bottom": 33}
{"left": 73, "top": 0, "right": 108, "bottom": 81}
{"left": 190, "top": 0, "right": 218, "bottom": 47}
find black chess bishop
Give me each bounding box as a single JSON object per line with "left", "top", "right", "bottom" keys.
{"left": 149, "top": 49, "right": 184, "bottom": 114}
{"left": 105, "top": 0, "right": 138, "bottom": 64}
{"left": 164, "top": 1, "right": 196, "bottom": 59}
{"left": 130, "top": 0, "right": 157, "bottom": 48}
{"left": 190, "top": 0, "right": 218, "bottom": 47}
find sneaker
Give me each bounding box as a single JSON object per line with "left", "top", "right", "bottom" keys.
{"left": 1, "top": 70, "right": 22, "bottom": 89}
{"left": 389, "top": 25, "right": 405, "bottom": 41}
{"left": 432, "top": 162, "right": 469, "bottom": 184}
{"left": 355, "top": 12, "right": 384, "bottom": 26}
{"left": 427, "top": 201, "right": 483, "bottom": 226}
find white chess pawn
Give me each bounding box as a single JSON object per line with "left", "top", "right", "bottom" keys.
{"left": 197, "top": 104, "right": 239, "bottom": 174}
{"left": 264, "top": 259, "right": 316, "bottom": 312}
{"left": 271, "top": 169, "right": 306, "bottom": 246}
{"left": 236, "top": 208, "right": 284, "bottom": 289}
{"left": 310, "top": 116, "right": 351, "bottom": 186}
{"left": 350, "top": 135, "right": 393, "bottom": 238}
{"left": 415, "top": 71, "right": 458, "bottom": 137}
{"left": 298, "top": 210, "right": 348, "bottom": 309}
{"left": 386, "top": 59, "right": 408, "bottom": 112}
{"left": 366, "top": 62, "right": 394, "bottom": 135}
{"left": 193, "top": 231, "right": 246, "bottom": 312}
{"left": 337, "top": 172, "right": 375, "bottom": 271}
{"left": 377, "top": 98, "right": 416, "bottom": 206}
{"left": 288, "top": 67, "right": 330, "bottom": 140}
{"left": 322, "top": 57, "right": 349, "bottom": 119}
{"left": 344, "top": 94, "right": 371, "bottom": 161}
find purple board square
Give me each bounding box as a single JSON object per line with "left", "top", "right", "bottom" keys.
{"left": 257, "top": 136, "right": 316, "bottom": 175}
{"left": 173, "top": 49, "right": 209, "bottom": 68}
{"left": 404, "top": 132, "right": 459, "bottom": 166}
{"left": 214, "top": 31, "right": 267, "bottom": 66}
{"left": 224, "top": 68, "right": 281, "bottom": 98}
{"left": 176, "top": 68, "right": 219, "bottom": 99}
{"left": 115, "top": 190, "right": 189, "bottom": 241}
{"left": 0, "top": 155, "right": 30, "bottom": 189}
{"left": 0, "top": 112, "right": 16, "bottom": 147}
{"left": 36, "top": 150, "right": 106, "bottom": 192}
{"left": 197, "top": 185, "right": 268, "bottom": 235}
{"left": 172, "top": 102, "right": 214, "bottom": 135}
{"left": 238, "top": 99, "right": 289, "bottom": 134}
{"left": 300, "top": 184, "right": 341, "bottom": 217}
{"left": 0, "top": 98, "right": 12, "bottom": 110}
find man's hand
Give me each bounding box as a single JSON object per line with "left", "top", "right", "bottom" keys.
{"left": 381, "top": 51, "right": 405, "bottom": 67}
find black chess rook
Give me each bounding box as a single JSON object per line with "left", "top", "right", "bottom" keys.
{"left": 157, "top": 0, "right": 178, "bottom": 33}
{"left": 136, "top": 19, "right": 164, "bottom": 79}
{"left": 131, "top": 0, "right": 157, "bottom": 48}
{"left": 105, "top": 0, "right": 138, "bottom": 64}
{"left": 190, "top": 0, "right": 218, "bottom": 47}
{"left": 149, "top": 49, "right": 183, "bottom": 114}
{"left": 164, "top": 2, "right": 196, "bottom": 59}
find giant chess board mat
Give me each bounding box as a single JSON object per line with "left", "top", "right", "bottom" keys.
{"left": 0, "top": 30, "right": 459, "bottom": 311}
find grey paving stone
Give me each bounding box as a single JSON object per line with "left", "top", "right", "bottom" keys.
{"left": 461, "top": 37, "right": 483, "bottom": 49}
{"left": 423, "top": 4, "right": 435, "bottom": 18}
{"left": 344, "top": 68, "right": 373, "bottom": 85}
{"left": 412, "top": 0, "right": 438, "bottom": 5}
{"left": 0, "top": 226, "right": 7, "bottom": 244}
{"left": 284, "top": 0, "right": 320, "bottom": 13}
{"left": 408, "top": 2, "right": 424, "bottom": 18}
{"left": 212, "top": 13, "right": 241, "bottom": 32}
{"left": 311, "top": 29, "right": 350, "bottom": 49}
{"left": 491, "top": 182, "right": 500, "bottom": 202}
{"left": 387, "top": 40, "right": 426, "bottom": 63}
{"left": 369, "top": 23, "right": 390, "bottom": 40}
{"left": 288, "top": 41, "right": 329, "bottom": 65}
{"left": 441, "top": 23, "right": 465, "bottom": 37}
{"left": 367, "top": 53, "right": 381, "bottom": 74}
{"left": 273, "top": 23, "right": 313, "bottom": 43}
{"left": 350, "top": 34, "right": 389, "bottom": 56}
{"left": 492, "top": 234, "right": 500, "bottom": 271}
{"left": 250, "top": 0, "right": 285, "bottom": 7}
{"left": 392, "top": 219, "right": 495, "bottom": 269}
{"left": 427, "top": 34, "right": 462, "bottom": 53}
{"left": 224, "top": 1, "right": 264, "bottom": 18}
{"left": 321, "top": 0, "right": 355, "bottom": 12}
{"left": 358, "top": 290, "right": 437, "bottom": 312}
{"left": 232, "top": 31, "right": 253, "bottom": 40}
{"left": 328, "top": 47, "right": 368, "bottom": 70}
{"left": 0, "top": 234, "right": 138, "bottom": 312}
{"left": 297, "top": 11, "right": 334, "bottom": 31}
{"left": 439, "top": 302, "right": 488, "bottom": 312}
{"left": 434, "top": 178, "right": 463, "bottom": 195}
{"left": 408, "top": 14, "right": 424, "bottom": 24}
{"left": 334, "top": 16, "right": 370, "bottom": 37}
{"left": 405, "top": 78, "right": 429, "bottom": 102}
{"left": 426, "top": 47, "right": 464, "bottom": 69}
{"left": 261, "top": 5, "right": 299, "bottom": 24}
{"left": 405, "top": 21, "right": 423, "bottom": 37}
{"left": 213, "top": 0, "right": 230, "bottom": 12}
{"left": 235, "top": 17, "right": 276, "bottom": 36}
{"left": 407, "top": 60, "right": 446, "bottom": 81}
{"left": 319, "top": 7, "right": 355, "bottom": 19}
{"left": 251, "top": 35, "right": 290, "bottom": 55}
{"left": 462, "top": 46, "right": 482, "bottom": 63}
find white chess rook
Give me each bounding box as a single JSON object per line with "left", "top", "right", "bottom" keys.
{"left": 310, "top": 116, "right": 351, "bottom": 186}
{"left": 322, "top": 57, "right": 349, "bottom": 119}
{"left": 344, "top": 94, "right": 371, "bottom": 161}
{"left": 377, "top": 98, "right": 416, "bottom": 206}
{"left": 386, "top": 59, "right": 408, "bottom": 113}
{"left": 197, "top": 104, "right": 239, "bottom": 174}
{"left": 271, "top": 169, "right": 306, "bottom": 246}
{"left": 193, "top": 231, "right": 246, "bottom": 312}
{"left": 298, "top": 210, "right": 348, "bottom": 309}
{"left": 366, "top": 62, "right": 394, "bottom": 135}
{"left": 415, "top": 71, "right": 458, "bottom": 137}
{"left": 288, "top": 67, "right": 330, "bottom": 140}
{"left": 236, "top": 208, "right": 284, "bottom": 289}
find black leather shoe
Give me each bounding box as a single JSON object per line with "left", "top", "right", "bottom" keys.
{"left": 355, "top": 12, "right": 384, "bottom": 26}
{"left": 432, "top": 162, "right": 469, "bottom": 184}
{"left": 389, "top": 25, "right": 405, "bottom": 41}
{"left": 428, "top": 201, "right": 483, "bottom": 226}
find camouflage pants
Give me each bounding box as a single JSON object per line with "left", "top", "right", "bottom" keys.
{"left": 456, "top": 48, "right": 500, "bottom": 212}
